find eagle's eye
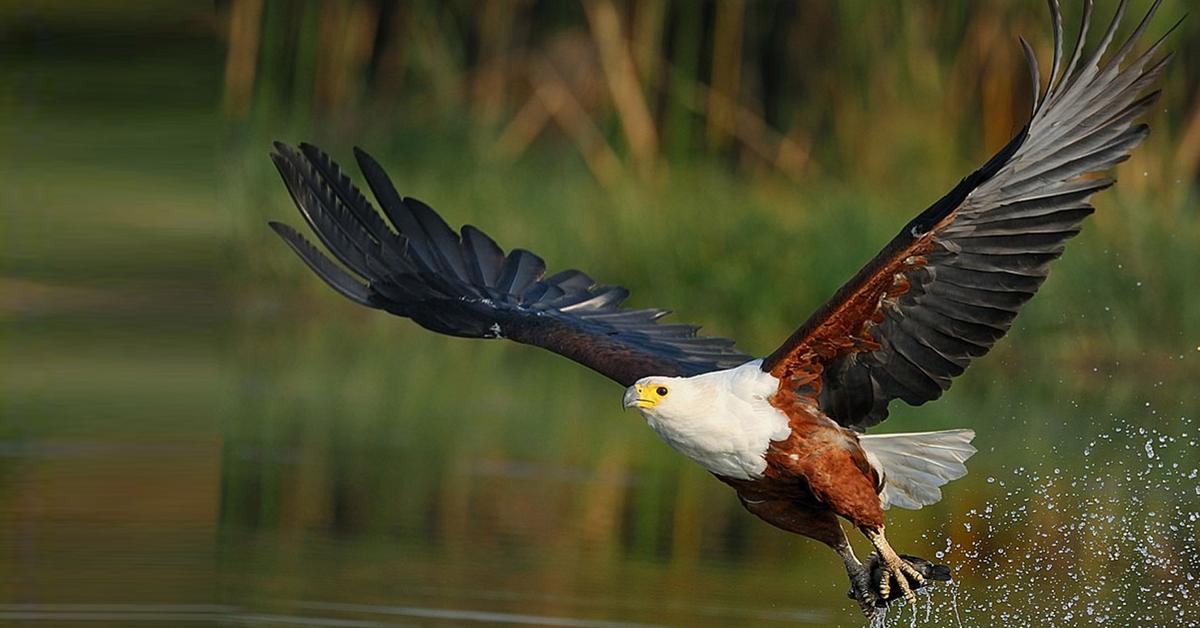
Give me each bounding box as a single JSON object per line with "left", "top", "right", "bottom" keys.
{"left": 656, "top": 386, "right": 669, "bottom": 397}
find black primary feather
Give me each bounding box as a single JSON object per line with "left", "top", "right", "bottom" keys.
{"left": 270, "top": 144, "right": 751, "bottom": 386}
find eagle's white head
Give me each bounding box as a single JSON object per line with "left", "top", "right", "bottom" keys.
{"left": 621, "top": 360, "right": 776, "bottom": 416}
{"left": 620, "top": 361, "right": 791, "bottom": 480}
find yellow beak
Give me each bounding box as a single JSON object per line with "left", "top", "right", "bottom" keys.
{"left": 622, "top": 384, "right": 656, "bottom": 409}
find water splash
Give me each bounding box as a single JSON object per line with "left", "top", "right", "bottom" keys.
{"left": 880, "top": 413, "right": 1200, "bottom": 626}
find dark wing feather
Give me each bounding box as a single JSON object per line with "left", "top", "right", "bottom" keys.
{"left": 270, "top": 143, "right": 750, "bottom": 386}
{"left": 762, "top": 0, "right": 1176, "bottom": 430}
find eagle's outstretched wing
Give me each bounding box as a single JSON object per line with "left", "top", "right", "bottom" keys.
{"left": 762, "top": 0, "right": 1177, "bottom": 430}
{"left": 269, "top": 142, "right": 751, "bottom": 386}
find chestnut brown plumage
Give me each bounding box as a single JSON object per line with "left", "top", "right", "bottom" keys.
{"left": 269, "top": 0, "right": 1174, "bottom": 617}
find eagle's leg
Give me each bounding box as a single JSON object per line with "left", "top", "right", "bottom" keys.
{"left": 834, "top": 540, "right": 876, "bottom": 616}
{"left": 734, "top": 495, "right": 879, "bottom": 615}
{"left": 864, "top": 527, "right": 925, "bottom": 603}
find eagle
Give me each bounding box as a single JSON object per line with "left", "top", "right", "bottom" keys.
{"left": 267, "top": 0, "right": 1173, "bottom": 615}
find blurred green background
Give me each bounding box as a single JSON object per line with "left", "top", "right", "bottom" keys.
{"left": 2, "top": 1, "right": 1198, "bottom": 625}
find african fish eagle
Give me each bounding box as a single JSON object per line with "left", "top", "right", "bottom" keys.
{"left": 267, "top": 0, "right": 1175, "bottom": 615}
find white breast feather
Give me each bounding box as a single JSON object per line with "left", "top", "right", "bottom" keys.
{"left": 638, "top": 359, "right": 791, "bottom": 480}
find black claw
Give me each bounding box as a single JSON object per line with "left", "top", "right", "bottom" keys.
{"left": 867, "top": 554, "right": 951, "bottom": 606}
{"left": 846, "top": 572, "right": 880, "bottom": 615}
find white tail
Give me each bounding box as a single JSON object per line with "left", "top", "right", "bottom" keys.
{"left": 859, "top": 429, "right": 977, "bottom": 510}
